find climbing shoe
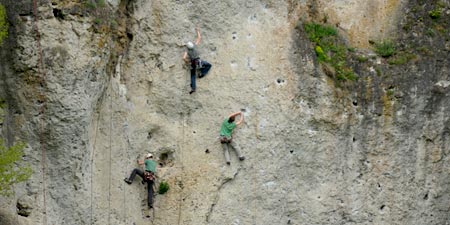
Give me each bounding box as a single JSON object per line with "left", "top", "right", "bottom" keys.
{"left": 239, "top": 156, "right": 245, "bottom": 161}
{"left": 124, "top": 178, "right": 132, "bottom": 185}
{"left": 189, "top": 89, "right": 196, "bottom": 94}
{"left": 226, "top": 161, "right": 231, "bottom": 165}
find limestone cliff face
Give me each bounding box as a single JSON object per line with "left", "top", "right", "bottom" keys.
{"left": 0, "top": 0, "right": 449, "bottom": 225}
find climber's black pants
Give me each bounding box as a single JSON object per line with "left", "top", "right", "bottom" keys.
{"left": 127, "top": 168, "right": 154, "bottom": 207}
{"left": 146, "top": 180, "right": 154, "bottom": 208}
{"left": 190, "top": 59, "right": 212, "bottom": 91}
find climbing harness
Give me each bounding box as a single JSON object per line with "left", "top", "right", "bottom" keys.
{"left": 144, "top": 171, "right": 156, "bottom": 181}
{"left": 188, "top": 58, "right": 204, "bottom": 77}
{"left": 219, "top": 135, "right": 232, "bottom": 143}
{"left": 194, "top": 59, "right": 204, "bottom": 70}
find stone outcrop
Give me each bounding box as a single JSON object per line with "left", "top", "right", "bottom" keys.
{"left": 0, "top": 0, "right": 448, "bottom": 225}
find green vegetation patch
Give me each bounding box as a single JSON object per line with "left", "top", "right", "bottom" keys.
{"left": 429, "top": 8, "right": 442, "bottom": 20}
{"left": 82, "top": 0, "right": 113, "bottom": 33}
{"left": 83, "top": 0, "right": 107, "bottom": 10}
{"left": 304, "top": 23, "right": 337, "bottom": 43}
{"left": 356, "top": 55, "right": 369, "bottom": 63}
{"left": 94, "top": 18, "right": 102, "bottom": 25}
{"left": 158, "top": 181, "right": 170, "bottom": 194}
{"left": 373, "top": 41, "right": 395, "bottom": 58}
{"left": 387, "top": 52, "right": 417, "bottom": 65}
{"left": 304, "top": 22, "right": 357, "bottom": 81}
{"left": 0, "top": 140, "right": 32, "bottom": 196}
{"left": 0, "top": 3, "right": 8, "bottom": 45}
{"left": 84, "top": 0, "right": 106, "bottom": 9}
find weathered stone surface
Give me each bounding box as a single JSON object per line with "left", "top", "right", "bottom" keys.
{"left": 0, "top": 0, "right": 449, "bottom": 225}
{"left": 16, "top": 195, "right": 33, "bottom": 217}
{"left": 0, "top": 208, "right": 19, "bottom": 225}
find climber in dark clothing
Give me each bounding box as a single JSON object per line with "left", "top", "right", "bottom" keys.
{"left": 124, "top": 153, "right": 157, "bottom": 208}
{"left": 183, "top": 26, "right": 212, "bottom": 94}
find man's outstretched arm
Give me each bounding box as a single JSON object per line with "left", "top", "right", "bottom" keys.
{"left": 195, "top": 27, "right": 201, "bottom": 45}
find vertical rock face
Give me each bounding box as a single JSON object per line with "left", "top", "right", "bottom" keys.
{"left": 0, "top": 1, "right": 112, "bottom": 224}
{"left": 302, "top": 0, "right": 408, "bottom": 48}
{"left": 0, "top": 0, "right": 449, "bottom": 225}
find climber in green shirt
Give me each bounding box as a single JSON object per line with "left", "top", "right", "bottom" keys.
{"left": 124, "top": 153, "right": 157, "bottom": 208}
{"left": 219, "top": 111, "right": 245, "bottom": 165}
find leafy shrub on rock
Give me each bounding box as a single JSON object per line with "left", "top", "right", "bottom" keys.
{"left": 158, "top": 181, "right": 169, "bottom": 194}
{"left": 0, "top": 139, "right": 32, "bottom": 196}
{"left": 0, "top": 3, "right": 8, "bottom": 45}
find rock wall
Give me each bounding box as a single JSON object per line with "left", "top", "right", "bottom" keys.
{"left": 0, "top": 0, "right": 449, "bottom": 225}
{"left": 304, "top": 0, "right": 408, "bottom": 48}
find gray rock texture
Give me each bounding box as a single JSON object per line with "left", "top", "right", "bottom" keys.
{"left": 0, "top": 0, "right": 449, "bottom": 225}
{"left": 0, "top": 208, "right": 19, "bottom": 225}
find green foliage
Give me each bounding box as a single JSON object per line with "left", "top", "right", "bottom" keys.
{"left": 97, "top": 0, "right": 106, "bottom": 7}
{"left": 94, "top": 18, "right": 102, "bottom": 25}
{"left": 0, "top": 3, "right": 8, "bottom": 45}
{"left": 304, "top": 23, "right": 337, "bottom": 43}
{"left": 337, "top": 69, "right": 358, "bottom": 81}
{"left": 347, "top": 47, "right": 356, "bottom": 52}
{"left": 84, "top": 0, "right": 96, "bottom": 9}
{"left": 84, "top": 0, "right": 106, "bottom": 9}
{"left": 83, "top": 0, "right": 112, "bottom": 33}
{"left": 356, "top": 56, "right": 368, "bottom": 63}
{"left": 158, "top": 181, "right": 169, "bottom": 195}
{"left": 375, "top": 67, "right": 382, "bottom": 76}
{"left": 315, "top": 46, "right": 329, "bottom": 61}
{"left": 387, "top": 52, "right": 416, "bottom": 65}
{"left": 373, "top": 41, "right": 395, "bottom": 58}
{"left": 0, "top": 139, "right": 32, "bottom": 196}
{"left": 386, "top": 89, "right": 395, "bottom": 98}
{"left": 428, "top": 8, "right": 441, "bottom": 20}
{"left": 304, "top": 22, "right": 358, "bottom": 82}
{"left": 425, "top": 28, "right": 435, "bottom": 37}
{"left": 110, "top": 19, "right": 118, "bottom": 29}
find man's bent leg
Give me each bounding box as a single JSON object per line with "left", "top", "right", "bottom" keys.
{"left": 125, "top": 168, "right": 144, "bottom": 184}
{"left": 199, "top": 61, "right": 211, "bottom": 78}
{"left": 230, "top": 141, "right": 245, "bottom": 161}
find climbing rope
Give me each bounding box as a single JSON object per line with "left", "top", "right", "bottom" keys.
{"left": 122, "top": 120, "right": 131, "bottom": 224}
{"left": 116, "top": 55, "right": 133, "bottom": 224}
{"left": 90, "top": 108, "right": 102, "bottom": 225}
{"left": 108, "top": 79, "right": 113, "bottom": 225}
{"left": 31, "top": 0, "right": 48, "bottom": 224}
{"left": 88, "top": 56, "right": 116, "bottom": 225}
{"left": 176, "top": 66, "right": 190, "bottom": 225}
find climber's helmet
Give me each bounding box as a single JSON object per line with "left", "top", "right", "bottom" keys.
{"left": 186, "top": 41, "right": 194, "bottom": 49}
